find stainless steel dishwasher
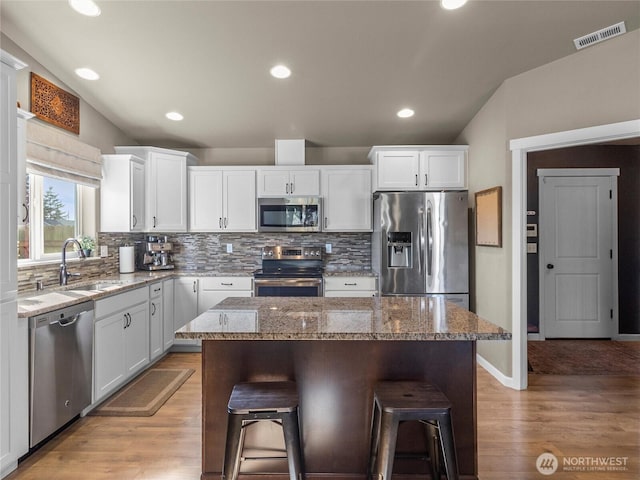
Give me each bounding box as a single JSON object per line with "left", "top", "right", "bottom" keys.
{"left": 29, "top": 301, "right": 94, "bottom": 448}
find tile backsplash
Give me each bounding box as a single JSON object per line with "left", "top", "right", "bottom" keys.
{"left": 18, "top": 232, "right": 371, "bottom": 293}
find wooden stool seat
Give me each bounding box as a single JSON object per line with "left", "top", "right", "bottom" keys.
{"left": 369, "top": 381, "right": 459, "bottom": 480}
{"left": 223, "top": 381, "right": 303, "bottom": 480}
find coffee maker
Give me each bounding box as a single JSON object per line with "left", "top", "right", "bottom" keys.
{"left": 137, "top": 235, "right": 175, "bottom": 270}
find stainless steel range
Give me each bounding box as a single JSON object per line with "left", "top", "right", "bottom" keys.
{"left": 253, "top": 246, "right": 324, "bottom": 297}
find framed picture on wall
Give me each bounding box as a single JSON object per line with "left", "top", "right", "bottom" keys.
{"left": 475, "top": 186, "right": 502, "bottom": 247}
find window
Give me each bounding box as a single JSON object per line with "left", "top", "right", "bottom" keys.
{"left": 18, "top": 173, "right": 94, "bottom": 262}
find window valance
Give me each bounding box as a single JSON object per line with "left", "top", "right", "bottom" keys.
{"left": 26, "top": 121, "right": 102, "bottom": 187}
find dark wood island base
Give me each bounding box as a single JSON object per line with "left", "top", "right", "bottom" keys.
{"left": 201, "top": 340, "right": 478, "bottom": 480}
{"left": 177, "top": 296, "right": 510, "bottom": 480}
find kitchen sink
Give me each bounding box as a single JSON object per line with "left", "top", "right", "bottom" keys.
{"left": 67, "top": 281, "right": 125, "bottom": 292}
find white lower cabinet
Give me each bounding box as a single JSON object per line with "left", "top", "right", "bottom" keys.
{"left": 173, "top": 277, "right": 200, "bottom": 348}
{"left": 94, "top": 287, "right": 149, "bottom": 403}
{"left": 0, "top": 301, "right": 28, "bottom": 478}
{"left": 149, "top": 282, "right": 164, "bottom": 361}
{"left": 162, "top": 278, "right": 175, "bottom": 352}
{"left": 197, "top": 277, "right": 253, "bottom": 315}
{"left": 323, "top": 276, "right": 377, "bottom": 297}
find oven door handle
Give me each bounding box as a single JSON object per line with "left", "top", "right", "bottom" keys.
{"left": 254, "top": 278, "right": 323, "bottom": 287}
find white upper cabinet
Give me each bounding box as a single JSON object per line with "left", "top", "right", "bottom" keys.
{"left": 369, "top": 146, "right": 467, "bottom": 191}
{"left": 373, "top": 151, "right": 420, "bottom": 190}
{"left": 419, "top": 150, "right": 466, "bottom": 190}
{"left": 101, "top": 154, "right": 146, "bottom": 232}
{"left": 257, "top": 167, "right": 320, "bottom": 197}
{"left": 321, "top": 166, "right": 372, "bottom": 232}
{"left": 189, "top": 167, "right": 256, "bottom": 232}
{"left": 114, "top": 146, "right": 197, "bottom": 232}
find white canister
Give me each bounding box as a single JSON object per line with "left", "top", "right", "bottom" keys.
{"left": 119, "top": 246, "right": 135, "bottom": 273}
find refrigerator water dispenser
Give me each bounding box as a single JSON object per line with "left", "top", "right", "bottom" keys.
{"left": 387, "top": 232, "right": 412, "bottom": 268}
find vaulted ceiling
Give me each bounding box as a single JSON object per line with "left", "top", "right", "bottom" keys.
{"left": 2, "top": 1, "right": 639, "bottom": 148}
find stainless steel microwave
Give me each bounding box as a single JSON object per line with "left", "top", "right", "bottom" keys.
{"left": 258, "top": 197, "right": 322, "bottom": 232}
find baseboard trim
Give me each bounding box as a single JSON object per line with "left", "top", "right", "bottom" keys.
{"left": 476, "top": 353, "right": 520, "bottom": 390}
{"left": 613, "top": 334, "right": 640, "bottom": 341}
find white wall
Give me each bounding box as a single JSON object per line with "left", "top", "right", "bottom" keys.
{"left": 0, "top": 33, "right": 135, "bottom": 153}
{"left": 188, "top": 146, "right": 371, "bottom": 166}
{"left": 457, "top": 29, "right": 640, "bottom": 378}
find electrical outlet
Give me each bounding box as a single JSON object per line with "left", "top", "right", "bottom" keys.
{"left": 527, "top": 243, "right": 537, "bottom": 254}
{"left": 226, "top": 243, "right": 233, "bottom": 253}
{"left": 325, "top": 243, "right": 332, "bottom": 254}
{"left": 100, "top": 245, "right": 108, "bottom": 257}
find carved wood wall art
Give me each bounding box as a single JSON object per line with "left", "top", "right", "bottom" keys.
{"left": 30, "top": 72, "right": 80, "bottom": 134}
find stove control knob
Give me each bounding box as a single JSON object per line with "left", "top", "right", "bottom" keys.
{"left": 267, "top": 251, "right": 273, "bottom": 257}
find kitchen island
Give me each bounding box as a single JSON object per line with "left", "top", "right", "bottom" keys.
{"left": 177, "top": 296, "right": 510, "bottom": 480}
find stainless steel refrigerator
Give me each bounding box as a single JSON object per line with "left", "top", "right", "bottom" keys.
{"left": 372, "top": 191, "right": 469, "bottom": 308}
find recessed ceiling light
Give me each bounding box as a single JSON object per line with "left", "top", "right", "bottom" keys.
{"left": 441, "top": 0, "right": 468, "bottom": 10}
{"left": 397, "top": 108, "right": 415, "bottom": 118}
{"left": 270, "top": 65, "right": 292, "bottom": 79}
{"left": 68, "top": 0, "right": 101, "bottom": 17}
{"left": 166, "top": 111, "right": 184, "bottom": 121}
{"left": 75, "top": 67, "right": 99, "bottom": 80}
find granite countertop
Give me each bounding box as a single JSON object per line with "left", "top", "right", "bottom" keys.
{"left": 323, "top": 270, "right": 376, "bottom": 277}
{"left": 17, "top": 271, "right": 174, "bottom": 318}
{"left": 176, "top": 296, "right": 511, "bottom": 341}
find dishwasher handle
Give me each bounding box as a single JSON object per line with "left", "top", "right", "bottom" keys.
{"left": 56, "top": 314, "right": 81, "bottom": 327}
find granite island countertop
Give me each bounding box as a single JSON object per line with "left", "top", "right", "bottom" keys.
{"left": 176, "top": 296, "right": 511, "bottom": 341}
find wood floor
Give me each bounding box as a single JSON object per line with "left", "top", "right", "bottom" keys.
{"left": 7, "top": 352, "right": 639, "bottom": 480}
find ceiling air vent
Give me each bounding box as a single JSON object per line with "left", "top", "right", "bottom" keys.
{"left": 574, "top": 21, "right": 626, "bottom": 50}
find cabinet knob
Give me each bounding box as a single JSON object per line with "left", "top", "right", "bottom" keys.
{"left": 546, "top": 263, "right": 554, "bottom": 269}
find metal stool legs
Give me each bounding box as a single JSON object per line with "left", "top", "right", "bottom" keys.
{"left": 282, "top": 411, "right": 303, "bottom": 480}
{"left": 222, "top": 382, "right": 303, "bottom": 480}
{"left": 368, "top": 382, "right": 459, "bottom": 480}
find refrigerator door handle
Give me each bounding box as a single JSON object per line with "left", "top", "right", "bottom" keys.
{"left": 426, "top": 205, "right": 433, "bottom": 277}
{"left": 418, "top": 211, "right": 424, "bottom": 273}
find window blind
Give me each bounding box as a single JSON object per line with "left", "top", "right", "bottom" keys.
{"left": 26, "top": 121, "right": 102, "bottom": 187}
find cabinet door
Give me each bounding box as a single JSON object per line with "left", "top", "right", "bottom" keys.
{"left": 124, "top": 303, "right": 149, "bottom": 376}
{"left": 149, "top": 295, "right": 163, "bottom": 361}
{"left": 174, "top": 277, "right": 198, "bottom": 330}
{"left": 322, "top": 168, "right": 371, "bottom": 232}
{"left": 148, "top": 152, "right": 188, "bottom": 231}
{"left": 289, "top": 169, "right": 320, "bottom": 196}
{"left": 375, "top": 151, "right": 420, "bottom": 191}
{"left": 0, "top": 61, "right": 17, "bottom": 298}
{"left": 189, "top": 168, "right": 223, "bottom": 231}
{"left": 94, "top": 312, "right": 126, "bottom": 401}
{"left": 223, "top": 170, "right": 256, "bottom": 231}
{"left": 420, "top": 150, "right": 466, "bottom": 190}
{"left": 162, "top": 279, "right": 175, "bottom": 351}
{"left": 223, "top": 311, "right": 257, "bottom": 332}
{"left": 130, "top": 160, "right": 146, "bottom": 231}
{"left": 198, "top": 277, "right": 253, "bottom": 315}
{"left": 257, "top": 169, "right": 290, "bottom": 196}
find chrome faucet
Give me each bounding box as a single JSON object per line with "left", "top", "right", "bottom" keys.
{"left": 59, "top": 238, "right": 86, "bottom": 286}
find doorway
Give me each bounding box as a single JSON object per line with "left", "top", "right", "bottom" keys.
{"left": 538, "top": 169, "right": 618, "bottom": 339}
{"left": 509, "top": 119, "right": 640, "bottom": 390}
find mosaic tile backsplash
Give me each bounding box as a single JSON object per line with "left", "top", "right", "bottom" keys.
{"left": 18, "top": 232, "right": 372, "bottom": 293}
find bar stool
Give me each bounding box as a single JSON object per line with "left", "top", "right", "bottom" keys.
{"left": 223, "top": 381, "right": 303, "bottom": 480}
{"left": 368, "top": 381, "right": 459, "bottom": 480}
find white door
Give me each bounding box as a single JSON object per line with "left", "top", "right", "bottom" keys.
{"left": 321, "top": 168, "right": 372, "bottom": 232}
{"left": 189, "top": 168, "right": 223, "bottom": 231}
{"left": 540, "top": 174, "right": 616, "bottom": 338}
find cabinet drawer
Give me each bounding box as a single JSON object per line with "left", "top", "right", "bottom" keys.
{"left": 95, "top": 287, "right": 148, "bottom": 319}
{"left": 324, "top": 276, "right": 376, "bottom": 291}
{"left": 149, "top": 282, "right": 163, "bottom": 298}
{"left": 199, "top": 276, "right": 253, "bottom": 291}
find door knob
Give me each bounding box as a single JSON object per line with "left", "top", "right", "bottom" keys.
{"left": 546, "top": 264, "right": 554, "bottom": 269}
